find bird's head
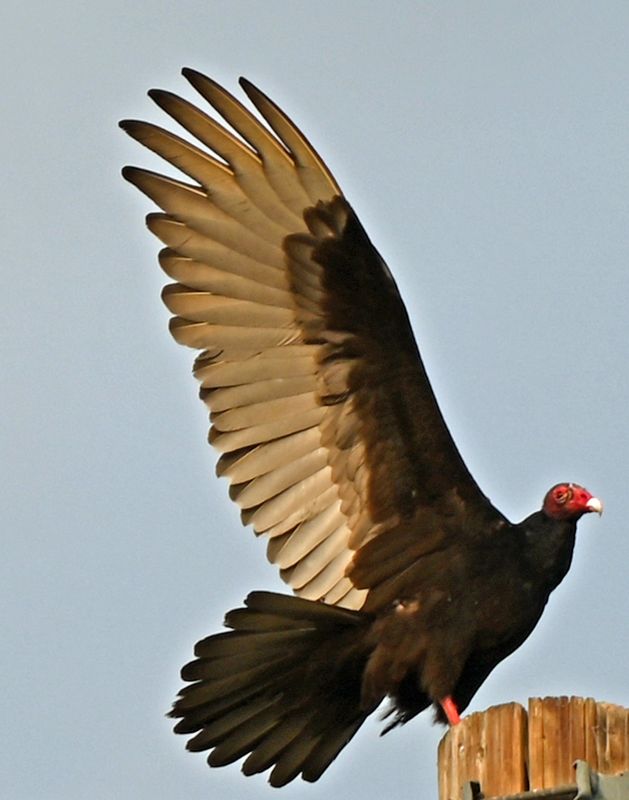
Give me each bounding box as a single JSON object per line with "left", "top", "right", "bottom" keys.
{"left": 542, "top": 483, "right": 603, "bottom": 521}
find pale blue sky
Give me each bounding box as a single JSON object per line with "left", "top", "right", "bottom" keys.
{"left": 3, "top": 2, "right": 629, "bottom": 799}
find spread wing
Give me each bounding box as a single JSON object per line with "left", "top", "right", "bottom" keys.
{"left": 121, "top": 69, "right": 507, "bottom": 612}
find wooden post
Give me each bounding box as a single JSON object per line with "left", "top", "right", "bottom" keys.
{"left": 438, "top": 697, "right": 629, "bottom": 800}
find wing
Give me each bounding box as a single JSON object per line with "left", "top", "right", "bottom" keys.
{"left": 121, "top": 69, "right": 507, "bottom": 612}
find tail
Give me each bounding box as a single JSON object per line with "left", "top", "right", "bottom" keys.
{"left": 170, "top": 591, "right": 376, "bottom": 786}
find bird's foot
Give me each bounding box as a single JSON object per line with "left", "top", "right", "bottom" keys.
{"left": 440, "top": 696, "right": 461, "bottom": 725}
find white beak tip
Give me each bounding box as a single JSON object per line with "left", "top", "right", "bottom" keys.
{"left": 586, "top": 497, "right": 603, "bottom": 516}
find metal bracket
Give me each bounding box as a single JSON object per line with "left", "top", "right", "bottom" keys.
{"left": 461, "top": 760, "right": 629, "bottom": 800}
{"left": 572, "top": 760, "right": 629, "bottom": 800}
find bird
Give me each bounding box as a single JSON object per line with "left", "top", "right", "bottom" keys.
{"left": 120, "top": 69, "right": 603, "bottom": 787}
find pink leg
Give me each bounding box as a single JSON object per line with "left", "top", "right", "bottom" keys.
{"left": 440, "top": 696, "right": 461, "bottom": 725}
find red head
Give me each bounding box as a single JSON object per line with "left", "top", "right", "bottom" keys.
{"left": 542, "top": 483, "right": 603, "bottom": 521}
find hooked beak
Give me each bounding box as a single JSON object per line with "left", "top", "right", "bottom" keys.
{"left": 585, "top": 496, "right": 603, "bottom": 516}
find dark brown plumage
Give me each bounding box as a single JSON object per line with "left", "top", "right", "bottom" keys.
{"left": 121, "top": 70, "right": 602, "bottom": 786}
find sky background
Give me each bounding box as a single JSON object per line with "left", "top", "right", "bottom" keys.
{"left": 3, "top": 2, "right": 629, "bottom": 799}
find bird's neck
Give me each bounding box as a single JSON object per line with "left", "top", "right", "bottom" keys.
{"left": 518, "top": 511, "right": 577, "bottom": 593}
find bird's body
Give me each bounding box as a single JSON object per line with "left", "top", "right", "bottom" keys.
{"left": 121, "top": 71, "right": 601, "bottom": 786}
{"left": 353, "top": 503, "right": 580, "bottom": 729}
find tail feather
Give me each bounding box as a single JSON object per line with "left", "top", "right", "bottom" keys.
{"left": 267, "top": 723, "right": 329, "bottom": 787}
{"left": 173, "top": 680, "right": 267, "bottom": 724}
{"left": 269, "top": 699, "right": 366, "bottom": 785}
{"left": 244, "top": 698, "right": 364, "bottom": 786}
{"left": 173, "top": 660, "right": 307, "bottom": 733}
{"left": 225, "top": 590, "right": 368, "bottom": 626}
{"left": 192, "top": 627, "right": 315, "bottom": 659}
{"left": 224, "top": 609, "right": 318, "bottom": 631}
{"left": 241, "top": 711, "right": 317, "bottom": 776}
{"left": 207, "top": 710, "right": 279, "bottom": 767}
{"left": 247, "top": 704, "right": 330, "bottom": 785}
{"left": 179, "top": 655, "right": 297, "bottom": 701}
{"left": 186, "top": 696, "right": 280, "bottom": 751}
{"left": 170, "top": 591, "right": 377, "bottom": 785}
{"left": 173, "top": 661, "right": 305, "bottom": 734}
{"left": 300, "top": 717, "right": 366, "bottom": 783}
{"left": 183, "top": 649, "right": 296, "bottom": 680}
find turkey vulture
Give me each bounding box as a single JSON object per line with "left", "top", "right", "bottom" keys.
{"left": 120, "top": 69, "right": 602, "bottom": 786}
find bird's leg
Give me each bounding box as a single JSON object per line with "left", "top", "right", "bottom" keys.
{"left": 440, "top": 696, "right": 461, "bottom": 725}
